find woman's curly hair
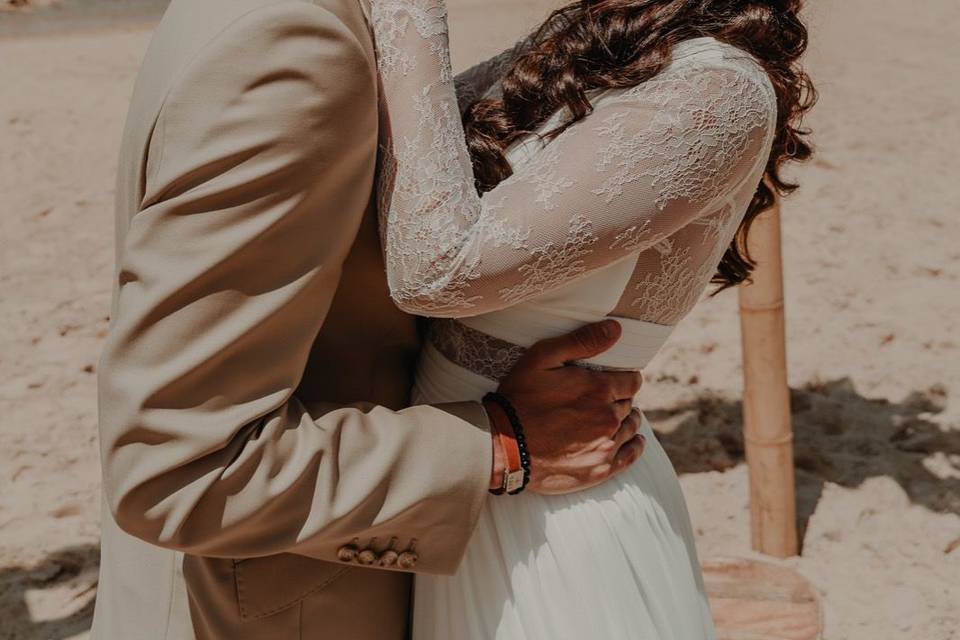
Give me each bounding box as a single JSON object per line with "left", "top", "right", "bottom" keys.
{"left": 462, "top": 0, "right": 816, "bottom": 290}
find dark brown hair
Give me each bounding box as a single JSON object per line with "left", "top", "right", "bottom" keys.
{"left": 462, "top": 0, "right": 816, "bottom": 290}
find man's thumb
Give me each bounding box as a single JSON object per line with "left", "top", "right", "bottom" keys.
{"left": 521, "top": 319, "right": 621, "bottom": 369}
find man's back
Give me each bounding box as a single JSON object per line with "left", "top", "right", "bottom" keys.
{"left": 93, "top": 0, "right": 492, "bottom": 637}
{"left": 93, "top": 0, "right": 649, "bottom": 636}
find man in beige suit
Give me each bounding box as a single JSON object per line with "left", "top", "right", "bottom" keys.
{"left": 92, "top": 0, "right": 646, "bottom": 637}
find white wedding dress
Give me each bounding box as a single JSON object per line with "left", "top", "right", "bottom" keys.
{"left": 371, "top": 2, "right": 778, "bottom": 638}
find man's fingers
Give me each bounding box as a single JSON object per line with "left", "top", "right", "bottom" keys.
{"left": 595, "top": 369, "right": 644, "bottom": 401}
{"left": 591, "top": 401, "right": 633, "bottom": 450}
{"left": 611, "top": 408, "right": 641, "bottom": 449}
{"left": 613, "top": 399, "right": 634, "bottom": 423}
{"left": 521, "top": 320, "right": 621, "bottom": 370}
{"left": 613, "top": 434, "right": 646, "bottom": 471}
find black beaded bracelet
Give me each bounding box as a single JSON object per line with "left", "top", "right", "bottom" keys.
{"left": 483, "top": 392, "right": 531, "bottom": 494}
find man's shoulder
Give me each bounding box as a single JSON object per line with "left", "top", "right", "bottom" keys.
{"left": 116, "top": 0, "right": 376, "bottom": 221}
{"left": 160, "top": 0, "right": 370, "bottom": 46}
{"left": 125, "top": 0, "right": 374, "bottom": 139}
{"left": 140, "top": 0, "right": 371, "bottom": 93}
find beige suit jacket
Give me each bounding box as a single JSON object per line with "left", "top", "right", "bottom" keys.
{"left": 91, "top": 0, "right": 493, "bottom": 637}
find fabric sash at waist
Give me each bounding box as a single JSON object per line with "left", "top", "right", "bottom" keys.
{"left": 459, "top": 306, "right": 675, "bottom": 371}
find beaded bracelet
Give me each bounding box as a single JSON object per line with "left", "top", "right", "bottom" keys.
{"left": 483, "top": 392, "right": 531, "bottom": 494}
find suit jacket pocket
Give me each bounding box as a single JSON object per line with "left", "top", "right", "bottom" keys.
{"left": 234, "top": 553, "right": 352, "bottom": 621}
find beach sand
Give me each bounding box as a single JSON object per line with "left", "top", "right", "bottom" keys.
{"left": 1, "top": 1, "right": 958, "bottom": 638}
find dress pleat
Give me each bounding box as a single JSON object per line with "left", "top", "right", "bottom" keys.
{"left": 411, "top": 344, "right": 716, "bottom": 640}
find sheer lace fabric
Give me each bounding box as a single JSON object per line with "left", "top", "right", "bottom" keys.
{"left": 372, "top": 0, "right": 777, "bottom": 331}
{"left": 428, "top": 318, "right": 525, "bottom": 381}
{"left": 371, "top": 5, "right": 777, "bottom": 637}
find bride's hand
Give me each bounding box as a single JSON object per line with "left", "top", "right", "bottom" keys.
{"left": 488, "top": 320, "right": 646, "bottom": 496}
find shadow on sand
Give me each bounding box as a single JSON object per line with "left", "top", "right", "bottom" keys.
{"left": 0, "top": 544, "right": 98, "bottom": 640}
{"left": 648, "top": 377, "right": 959, "bottom": 547}
{"left": 2, "top": 378, "right": 956, "bottom": 638}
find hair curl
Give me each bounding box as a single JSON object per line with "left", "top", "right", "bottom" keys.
{"left": 462, "top": 0, "right": 816, "bottom": 290}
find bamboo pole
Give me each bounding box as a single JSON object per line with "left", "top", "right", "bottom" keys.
{"left": 738, "top": 198, "right": 798, "bottom": 558}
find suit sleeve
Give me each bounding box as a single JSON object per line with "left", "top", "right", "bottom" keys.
{"left": 97, "top": 2, "right": 491, "bottom": 575}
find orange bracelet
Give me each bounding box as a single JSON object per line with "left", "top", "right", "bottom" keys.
{"left": 486, "top": 400, "right": 524, "bottom": 495}
{"left": 488, "top": 409, "right": 506, "bottom": 493}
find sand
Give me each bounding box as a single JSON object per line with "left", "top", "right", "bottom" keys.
{"left": 1, "top": 1, "right": 59, "bottom": 11}
{"left": 1, "top": 1, "right": 958, "bottom": 638}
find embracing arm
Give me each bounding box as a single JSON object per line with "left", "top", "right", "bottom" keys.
{"left": 97, "top": 3, "right": 492, "bottom": 574}
{"left": 373, "top": 0, "right": 776, "bottom": 318}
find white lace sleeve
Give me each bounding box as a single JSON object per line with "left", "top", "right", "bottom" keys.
{"left": 372, "top": 0, "right": 776, "bottom": 318}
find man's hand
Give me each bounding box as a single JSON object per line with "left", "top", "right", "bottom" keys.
{"left": 485, "top": 319, "right": 645, "bottom": 496}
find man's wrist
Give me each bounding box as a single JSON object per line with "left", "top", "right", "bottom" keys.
{"left": 484, "top": 398, "right": 508, "bottom": 492}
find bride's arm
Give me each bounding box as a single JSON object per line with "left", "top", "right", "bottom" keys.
{"left": 373, "top": 0, "right": 777, "bottom": 318}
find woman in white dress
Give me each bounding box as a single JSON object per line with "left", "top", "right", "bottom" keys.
{"left": 371, "top": 0, "right": 815, "bottom": 637}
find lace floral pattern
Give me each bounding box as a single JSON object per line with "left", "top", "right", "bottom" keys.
{"left": 523, "top": 141, "right": 576, "bottom": 211}
{"left": 499, "top": 215, "right": 597, "bottom": 304}
{"left": 429, "top": 319, "right": 525, "bottom": 381}
{"left": 372, "top": 0, "right": 778, "bottom": 349}
{"left": 594, "top": 67, "right": 772, "bottom": 211}
{"left": 372, "top": 0, "right": 450, "bottom": 81}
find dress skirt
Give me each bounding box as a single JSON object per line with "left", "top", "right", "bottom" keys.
{"left": 410, "top": 343, "right": 717, "bottom": 640}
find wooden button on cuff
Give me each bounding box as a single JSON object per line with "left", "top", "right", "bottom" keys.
{"left": 378, "top": 550, "right": 399, "bottom": 567}
{"left": 337, "top": 542, "right": 359, "bottom": 563}
{"left": 397, "top": 551, "right": 418, "bottom": 569}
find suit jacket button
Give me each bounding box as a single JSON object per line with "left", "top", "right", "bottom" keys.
{"left": 358, "top": 548, "right": 378, "bottom": 565}
{"left": 378, "top": 550, "right": 399, "bottom": 567}
{"left": 397, "top": 551, "right": 418, "bottom": 569}
{"left": 337, "top": 545, "right": 358, "bottom": 563}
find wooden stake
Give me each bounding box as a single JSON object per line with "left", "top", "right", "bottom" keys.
{"left": 738, "top": 199, "right": 798, "bottom": 558}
